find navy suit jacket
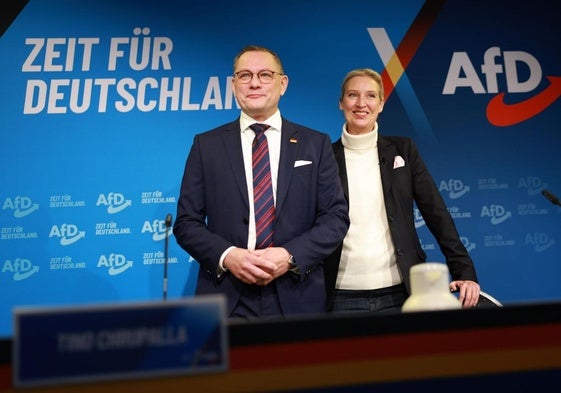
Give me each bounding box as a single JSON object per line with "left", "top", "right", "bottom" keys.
{"left": 174, "top": 117, "right": 349, "bottom": 317}
{"left": 325, "top": 135, "right": 477, "bottom": 307}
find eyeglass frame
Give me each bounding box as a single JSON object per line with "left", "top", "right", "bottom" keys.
{"left": 233, "top": 69, "right": 285, "bottom": 84}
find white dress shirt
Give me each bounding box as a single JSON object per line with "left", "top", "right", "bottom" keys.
{"left": 218, "top": 110, "right": 283, "bottom": 272}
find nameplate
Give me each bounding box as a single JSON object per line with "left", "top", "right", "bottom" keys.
{"left": 13, "top": 295, "right": 228, "bottom": 388}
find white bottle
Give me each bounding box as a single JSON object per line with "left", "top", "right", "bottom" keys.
{"left": 401, "top": 262, "right": 462, "bottom": 312}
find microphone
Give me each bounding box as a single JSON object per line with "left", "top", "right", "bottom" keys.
{"left": 163, "top": 213, "right": 173, "bottom": 300}
{"left": 542, "top": 189, "right": 561, "bottom": 207}
{"left": 165, "top": 213, "right": 172, "bottom": 228}
{"left": 379, "top": 158, "right": 386, "bottom": 166}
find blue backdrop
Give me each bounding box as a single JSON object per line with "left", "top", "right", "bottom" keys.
{"left": 1, "top": 0, "right": 560, "bottom": 338}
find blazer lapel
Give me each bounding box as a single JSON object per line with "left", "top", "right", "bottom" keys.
{"left": 222, "top": 120, "right": 250, "bottom": 208}
{"left": 275, "top": 119, "right": 299, "bottom": 215}
{"left": 377, "top": 136, "right": 397, "bottom": 200}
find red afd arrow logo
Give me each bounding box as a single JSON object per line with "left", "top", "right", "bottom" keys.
{"left": 486, "top": 76, "right": 561, "bottom": 127}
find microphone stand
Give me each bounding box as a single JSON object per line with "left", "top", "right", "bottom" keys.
{"left": 163, "top": 213, "right": 172, "bottom": 301}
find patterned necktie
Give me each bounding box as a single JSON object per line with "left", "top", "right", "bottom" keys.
{"left": 250, "top": 123, "right": 275, "bottom": 248}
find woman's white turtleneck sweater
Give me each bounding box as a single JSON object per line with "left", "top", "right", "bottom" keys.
{"left": 336, "top": 123, "right": 401, "bottom": 290}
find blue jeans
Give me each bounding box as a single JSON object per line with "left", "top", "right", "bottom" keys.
{"left": 331, "top": 284, "right": 408, "bottom": 314}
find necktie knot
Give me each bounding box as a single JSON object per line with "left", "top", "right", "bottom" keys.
{"left": 250, "top": 123, "right": 270, "bottom": 135}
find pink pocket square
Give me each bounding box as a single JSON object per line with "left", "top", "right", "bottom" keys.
{"left": 393, "top": 155, "right": 405, "bottom": 169}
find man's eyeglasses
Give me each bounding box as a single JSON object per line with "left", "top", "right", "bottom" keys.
{"left": 234, "top": 70, "right": 284, "bottom": 84}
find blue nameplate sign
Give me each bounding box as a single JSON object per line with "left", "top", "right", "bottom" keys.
{"left": 13, "top": 295, "right": 228, "bottom": 388}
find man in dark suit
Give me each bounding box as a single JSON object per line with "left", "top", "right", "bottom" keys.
{"left": 173, "top": 46, "right": 349, "bottom": 319}
{"left": 324, "top": 68, "right": 479, "bottom": 314}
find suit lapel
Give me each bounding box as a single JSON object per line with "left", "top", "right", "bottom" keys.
{"left": 222, "top": 120, "right": 250, "bottom": 208}
{"left": 275, "top": 119, "right": 299, "bottom": 216}
{"left": 332, "top": 139, "right": 349, "bottom": 201}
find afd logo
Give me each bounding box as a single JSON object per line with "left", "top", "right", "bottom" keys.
{"left": 2, "top": 258, "right": 39, "bottom": 281}
{"left": 438, "top": 179, "right": 470, "bottom": 199}
{"left": 369, "top": 27, "right": 560, "bottom": 135}
{"left": 97, "top": 253, "right": 133, "bottom": 275}
{"left": 141, "top": 218, "right": 173, "bottom": 241}
{"left": 2, "top": 196, "right": 39, "bottom": 218}
{"left": 518, "top": 176, "right": 548, "bottom": 196}
{"left": 48, "top": 224, "right": 86, "bottom": 245}
{"left": 96, "top": 192, "right": 132, "bottom": 214}
{"left": 481, "top": 204, "right": 512, "bottom": 225}
{"left": 524, "top": 232, "right": 555, "bottom": 253}
{"left": 442, "top": 47, "right": 561, "bottom": 127}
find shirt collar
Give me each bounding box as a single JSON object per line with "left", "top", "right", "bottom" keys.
{"left": 240, "top": 110, "right": 282, "bottom": 133}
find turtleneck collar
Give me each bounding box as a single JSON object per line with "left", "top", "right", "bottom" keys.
{"left": 341, "top": 122, "right": 378, "bottom": 150}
